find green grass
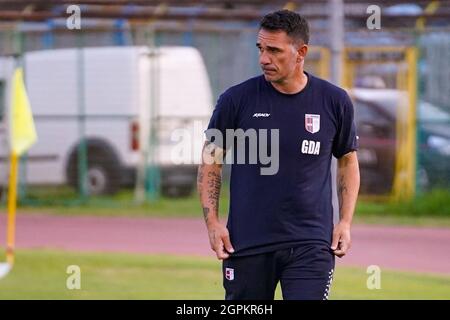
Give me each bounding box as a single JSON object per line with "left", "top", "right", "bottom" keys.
{"left": 0, "top": 250, "right": 223, "bottom": 300}
{"left": 7, "top": 186, "right": 222, "bottom": 218}
{"left": 0, "top": 249, "right": 448, "bottom": 300}
{"left": 354, "top": 189, "right": 450, "bottom": 227}
{"left": 2, "top": 186, "right": 450, "bottom": 227}
{"left": 357, "top": 189, "right": 450, "bottom": 217}
{"left": 353, "top": 215, "right": 450, "bottom": 227}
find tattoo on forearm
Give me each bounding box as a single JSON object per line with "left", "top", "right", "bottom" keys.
{"left": 198, "top": 141, "right": 222, "bottom": 223}
{"left": 202, "top": 207, "right": 210, "bottom": 223}
{"left": 338, "top": 174, "right": 348, "bottom": 212}
{"left": 197, "top": 164, "right": 204, "bottom": 185}
{"left": 197, "top": 164, "right": 204, "bottom": 203}
{"left": 207, "top": 171, "right": 221, "bottom": 212}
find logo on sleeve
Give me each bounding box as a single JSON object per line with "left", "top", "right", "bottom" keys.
{"left": 225, "top": 268, "right": 234, "bottom": 281}
{"left": 305, "top": 114, "right": 320, "bottom": 134}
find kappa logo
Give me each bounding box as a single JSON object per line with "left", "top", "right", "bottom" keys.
{"left": 225, "top": 268, "right": 234, "bottom": 281}
{"left": 305, "top": 114, "right": 320, "bottom": 133}
{"left": 253, "top": 113, "right": 270, "bottom": 118}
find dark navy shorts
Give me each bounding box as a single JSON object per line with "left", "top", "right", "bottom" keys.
{"left": 222, "top": 243, "right": 335, "bottom": 300}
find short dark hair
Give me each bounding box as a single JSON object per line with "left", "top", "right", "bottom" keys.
{"left": 259, "top": 10, "right": 310, "bottom": 45}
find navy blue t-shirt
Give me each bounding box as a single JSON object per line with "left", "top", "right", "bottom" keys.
{"left": 206, "top": 72, "right": 358, "bottom": 257}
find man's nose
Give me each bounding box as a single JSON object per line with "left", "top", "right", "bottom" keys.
{"left": 259, "top": 51, "right": 271, "bottom": 65}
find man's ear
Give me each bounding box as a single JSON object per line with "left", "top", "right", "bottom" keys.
{"left": 296, "top": 44, "right": 308, "bottom": 63}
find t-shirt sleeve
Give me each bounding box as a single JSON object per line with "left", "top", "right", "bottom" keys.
{"left": 204, "top": 92, "right": 236, "bottom": 150}
{"left": 332, "top": 92, "right": 359, "bottom": 158}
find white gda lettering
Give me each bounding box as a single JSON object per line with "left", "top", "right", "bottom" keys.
{"left": 301, "top": 140, "right": 320, "bottom": 155}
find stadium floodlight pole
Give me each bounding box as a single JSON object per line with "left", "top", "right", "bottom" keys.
{"left": 329, "top": 0, "right": 344, "bottom": 225}
{"left": 134, "top": 26, "right": 152, "bottom": 204}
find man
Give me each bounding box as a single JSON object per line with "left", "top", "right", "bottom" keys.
{"left": 197, "top": 10, "right": 359, "bottom": 300}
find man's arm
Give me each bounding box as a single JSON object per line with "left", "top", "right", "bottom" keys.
{"left": 197, "top": 141, "right": 234, "bottom": 260}
{"left": 331, "top": 151, "right": 360, "bottom": 258}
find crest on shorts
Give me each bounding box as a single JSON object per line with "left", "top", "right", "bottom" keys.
{"left": 225, "top": 268, "right": 234, "bottom": 281}
{"left": 305, "top": 114, "right": 320, "bottom": 134}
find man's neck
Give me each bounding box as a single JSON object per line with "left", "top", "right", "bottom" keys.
{"left": 271, "top": 70, "right": 308, "bottom": 94}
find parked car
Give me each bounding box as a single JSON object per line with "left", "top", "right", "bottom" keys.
{"left": 349, "top": 88, "right": 450, "bottom": 194}
{"left": 0, "top": 46, "right": 212, "bottom": 197}
{"left": 417, "top": 101, "right": 450, "bottom": 190}
{"left": 350, "top": 88, "right": 398, "bottom": 194}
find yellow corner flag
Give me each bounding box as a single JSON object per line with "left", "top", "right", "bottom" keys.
{"left": 0, "top": 67, "right": 37, "bottom": 279}
{"left": 10, "top": 67, "right": 37, "bottom": 156}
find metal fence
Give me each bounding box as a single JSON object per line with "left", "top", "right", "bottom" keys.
{"left": 417, "top": 33, "right": 450, "bottom": 193}
{"left": 0, "top": 23, "right": 449, "bottom": 207}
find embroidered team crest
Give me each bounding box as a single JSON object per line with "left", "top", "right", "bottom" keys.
{"left": 225, "top": 268, "right": 234, "bottom": 281}
{"left": 305, "top": 114, "right": 320, "bottom": 134}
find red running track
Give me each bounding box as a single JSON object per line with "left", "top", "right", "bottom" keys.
{"left": 0, "top": 213, "right": 449, "bottom": 275}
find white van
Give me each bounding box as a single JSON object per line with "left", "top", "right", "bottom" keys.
{"left": 0, "top": 46, "right": 212, "bottom": 196}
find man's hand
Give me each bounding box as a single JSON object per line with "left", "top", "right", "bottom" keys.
{"left": 207, "top": 221, "right": 234, "bottom": 260}
{"left": 331, "top": 221, "right": 351, "bottom": 258}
